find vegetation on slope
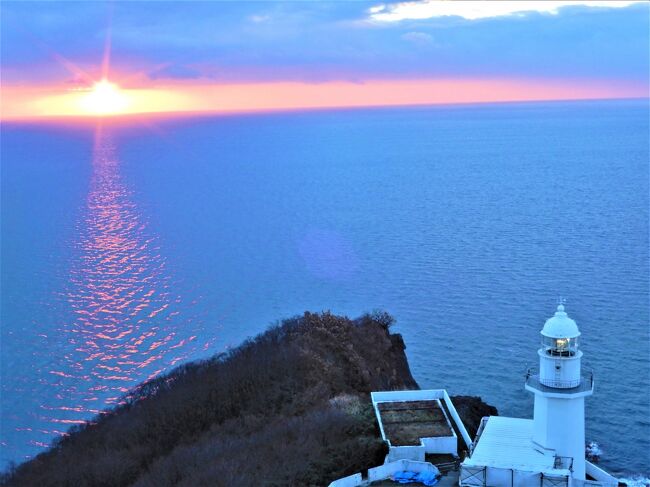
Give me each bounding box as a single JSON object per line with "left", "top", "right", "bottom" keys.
{"left": 3, "top": 311, "right": 496, "bottom": 487}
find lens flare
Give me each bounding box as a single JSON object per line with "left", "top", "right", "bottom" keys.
{"left": 78, "top": 79, "right": 129, "bottom": 115}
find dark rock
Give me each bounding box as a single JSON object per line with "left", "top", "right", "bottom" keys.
{"left": 450, "top": 395, "right": 499, "bottom": 440}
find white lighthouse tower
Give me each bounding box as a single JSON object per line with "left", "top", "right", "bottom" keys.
{"left": 525, "top": 304, "right": 594, "bottom": 479}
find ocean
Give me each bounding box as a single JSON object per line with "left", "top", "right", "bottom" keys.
{"left": 1, "top": 99, "right": 648, "bottom": 478}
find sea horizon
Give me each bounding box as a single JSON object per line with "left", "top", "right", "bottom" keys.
{"left": 2, "top": 95, "right": 648, "bottom": 125}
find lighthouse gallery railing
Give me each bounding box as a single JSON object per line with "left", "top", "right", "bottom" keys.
{"left": 525, "top": 367, "right": 594, "bottom": 393}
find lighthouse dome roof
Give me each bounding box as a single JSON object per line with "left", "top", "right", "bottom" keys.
{"left": 541, "top": 304, "right": 580, "bottom": 338}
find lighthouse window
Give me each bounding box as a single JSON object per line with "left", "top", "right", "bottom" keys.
{"left": 542, "top": 336, "right": 577, "bottom": 356}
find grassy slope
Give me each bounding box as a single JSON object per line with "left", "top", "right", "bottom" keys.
{"left": 3, "top": 311, "right": 495, "bottom": 487}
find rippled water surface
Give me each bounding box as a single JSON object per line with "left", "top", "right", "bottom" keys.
{"left": 2, "top": 100, "right": 648, "bottom": 476}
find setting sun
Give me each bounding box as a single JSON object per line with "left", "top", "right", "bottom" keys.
{"left": 78, "top": 79, "right": 129, "bottom": 115}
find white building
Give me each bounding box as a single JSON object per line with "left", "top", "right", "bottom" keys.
{"left": 370, "top": 389, "right": 472, "bottom": 463}
{"left": 329, "top": 389, "right": 471, "bottom": 487}
{"left": 460, "top": 305, "right": 618, "bottom": 487}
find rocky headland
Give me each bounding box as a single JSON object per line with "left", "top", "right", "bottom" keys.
{"left": 2, "top": 311, "right": 496, "bottom": 487}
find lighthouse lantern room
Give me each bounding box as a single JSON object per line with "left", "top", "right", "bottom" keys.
{"left": 538, "top": 304, "right": 582, "bottom": 388}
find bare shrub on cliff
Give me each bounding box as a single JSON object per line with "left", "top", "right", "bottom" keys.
{"left": 3, "top": 311, "right": 411, "bottom": 487}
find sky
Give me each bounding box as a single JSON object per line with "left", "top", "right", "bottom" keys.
{"left": 1, "top": 1, "right": 648, "bottom": 118}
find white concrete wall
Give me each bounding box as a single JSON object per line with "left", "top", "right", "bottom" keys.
{"left": 486, "top": 467, "right": 513, "bottom": 487}
{"left": 572, "top": 479, "right": 615, "bottom": 487}
{"left": 371, "top": 389, "right": 445, "bottom": 403}
{"left": 442, "top": 389, "right": 473, "bottom": 450}
{"left": 583, "top": 461, "right": 618, "bottom": 487}
{"left": 371, "top": 389, "right": 471, "bottom": 457}
{"left": 513, "top": 469, "right": 543, "bottom": 487}
{"left": 372, "top": 399, "right": 387, "bottom": 443}
{"left": 533, "top": 396, "right": 586, "bottom": 478}
{"left": 422, "top": 435, "right": 457, "bottom": 455}
{"left": 539, "top": 350, "right": 582, "bottom": 387}
{"left": 532, "top": 395, "right": 549, "bottom": 447}
{"left": 386, "top": 444, "right": 426, "bottom": 463}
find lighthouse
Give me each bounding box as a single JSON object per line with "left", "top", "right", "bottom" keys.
{"left": 457, "top": 304, "right": 618, "bottom": 487}
{"left": 525, "top": 304, "right": 594, "bottom": 479}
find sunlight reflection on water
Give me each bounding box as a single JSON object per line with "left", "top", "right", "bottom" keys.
{"left": 25, "top": 126, "right": 214, "bottom": 452}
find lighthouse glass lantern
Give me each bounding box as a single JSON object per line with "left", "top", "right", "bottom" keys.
{"left": 542, "top": 334, "right": 579, "bottom": 357}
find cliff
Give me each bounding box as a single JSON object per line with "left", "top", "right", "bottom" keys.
{"left": 2, "top": 311, "right": 496, "bottom": 487}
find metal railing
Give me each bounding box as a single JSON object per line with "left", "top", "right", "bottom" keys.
{"left": 525, "top": 367, "right": 594, "bottom": 394}
{"left": 460, "top": 465, "right": 486, "bottom": 487}
{"left": 579, "top": 481, "right": 605, "bottom": 487}
{"left": 541, "top": 473, "right": 570, "bottom": 487}
{"left": 468, "top": 416, "right": 489, "bottom": 457}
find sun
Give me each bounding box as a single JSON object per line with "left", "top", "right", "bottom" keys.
{"left": 78, "top": 79, "right": 130, "bottom": 115}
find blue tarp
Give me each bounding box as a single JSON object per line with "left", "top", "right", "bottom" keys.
{"left": 391, "top": 470, "right": 440, "bottom": 486}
